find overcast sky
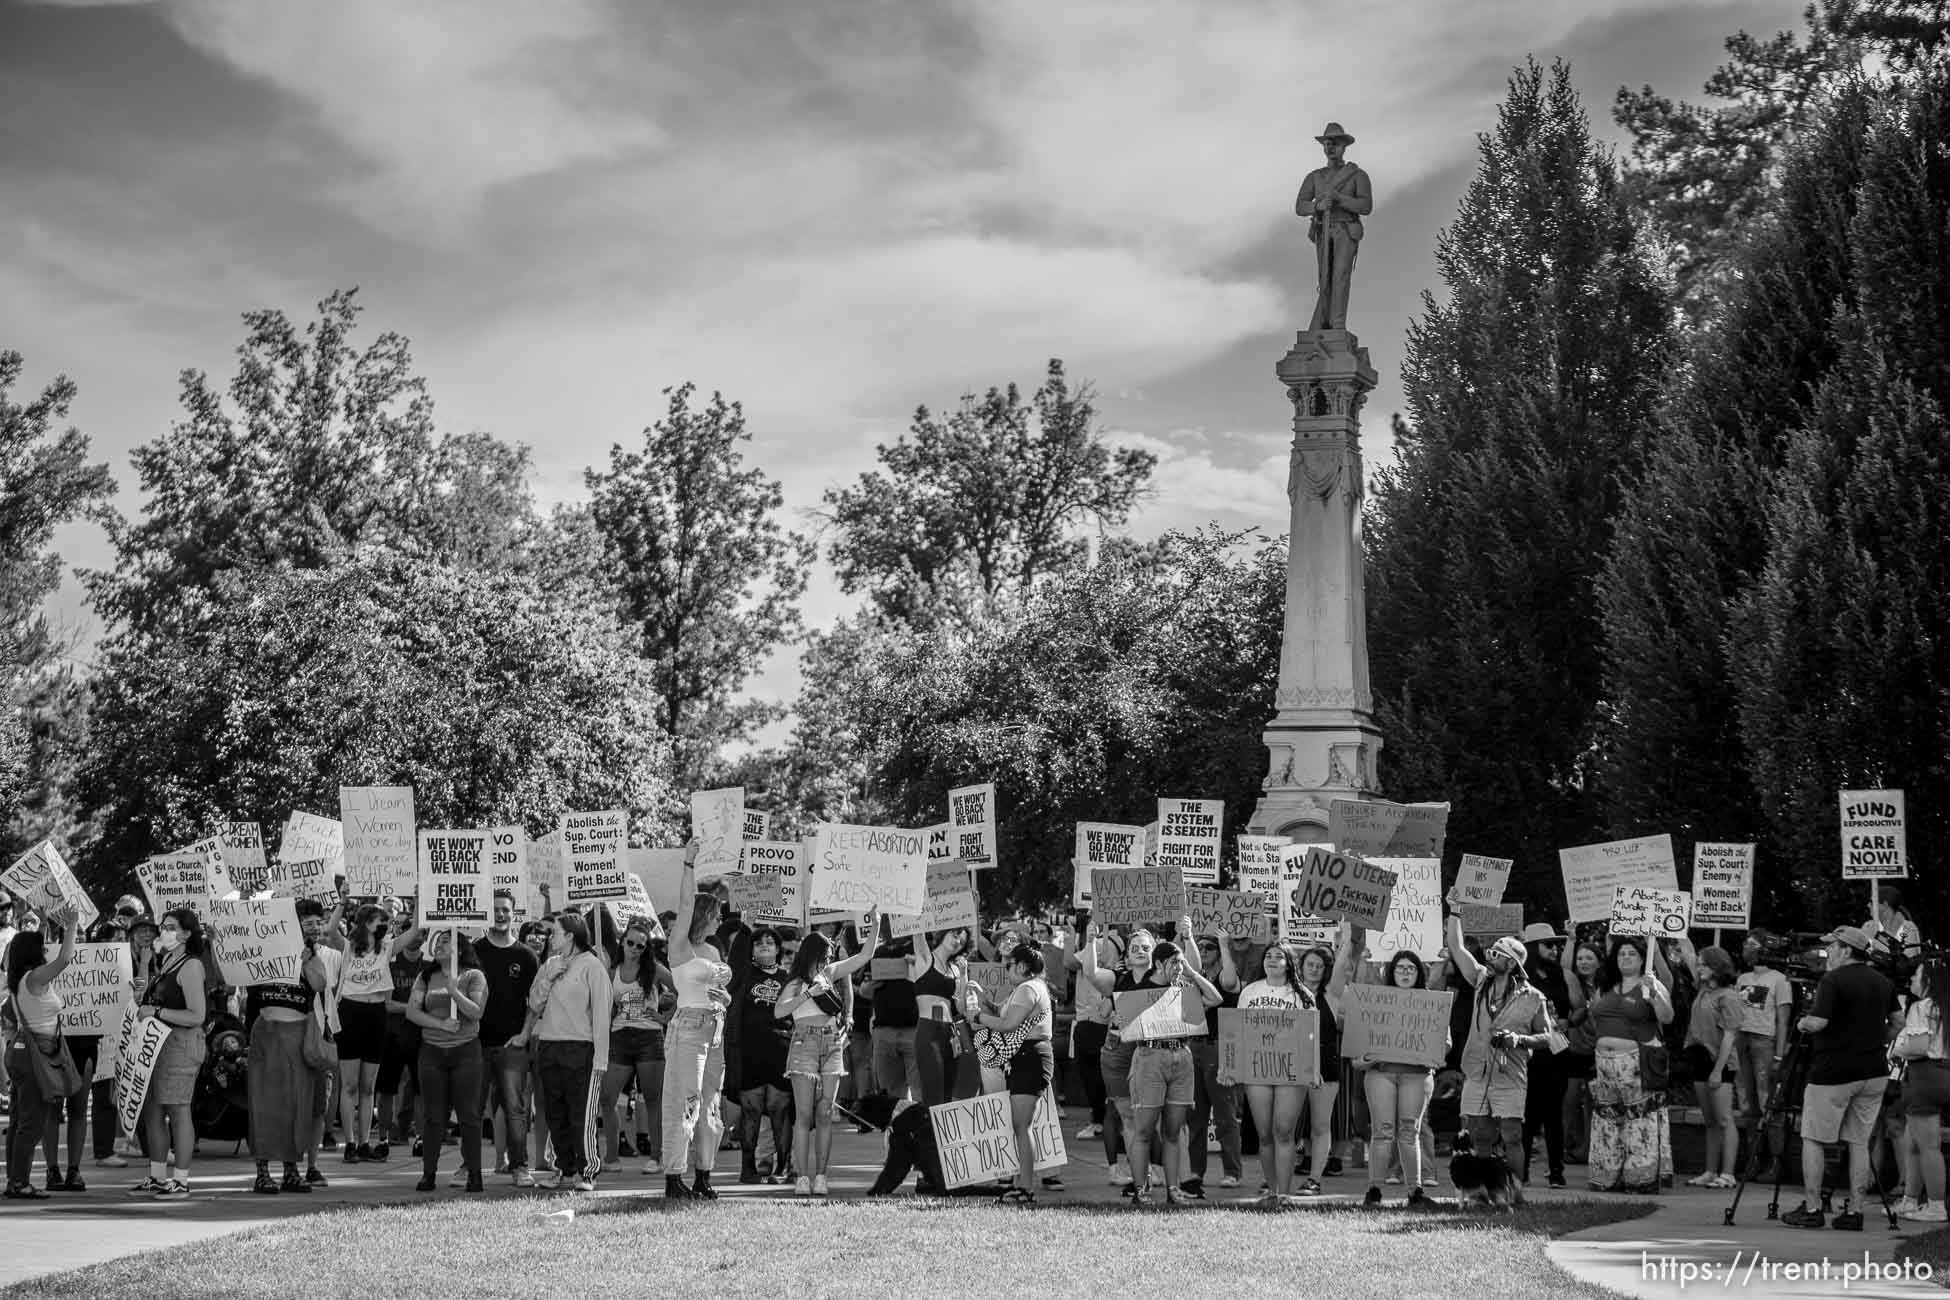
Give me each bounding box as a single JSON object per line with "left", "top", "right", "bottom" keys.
{"left": 2, "top": 0, "right": 1805, "bottom": 731}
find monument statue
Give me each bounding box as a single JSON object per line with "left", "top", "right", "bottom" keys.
{"left": 1294, "top": 122, "right": 1371, "bottom": 332}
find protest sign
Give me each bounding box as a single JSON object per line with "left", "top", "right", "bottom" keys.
{"left": 136, "top": 850, "right": 214, "bottom": 919}
{"left": 339, "top": 787, "right": 415, "bottom": 896}
{"left": 870, "top": 957, "right": 910, "bottom": 982}
{"left": 1090, "top": 866, "right": 1188, "bottom": 927}
{"left": 1458, "top": 903, "right": 1525, "bottom": 939}
{"left": 1691, "top": 842, "right": 1755, "bottom": 929}
{"left": 1363, "top": 856, "right": 1443, "bottom": 962}
{"left": 608, "top": 869, "right": 661, "bottom": 930}
{"left": 262, "top": 855, "right": 334, "bottom": 905}
{"left": 889, "top": 861, "right": 980, "bottom": 939}
{"left": 562, "top": 810, "right": 628, "bottom": 904}
{"left": 949, "top": 782, "right": 998, "bottom": 869}
{"left": 1456, "top": 853, "right": 1513, "bottom": 907}
{"left": 417, "top": 830, "right": 490, "bottom": 926}
{"left": 965, "top": 961, "right": 1023, "bottom": 1004}
{"left": 281, "top": 809, "right": 347, "bottom": 888}
{"left": 1116, "top": 985, "right": 1207, "bottom": 1043}
{"left": 1341, "top": 985, "right": 1455, "bottom": 1068}
{"left": 1610, "top": 886, "right": 1691, "bottom": 938}
{"left": 809, "top": 824, "right": 926, "bottom": 915}
{"left": 1275, "top": 845, "right": 1337, "bottom": 948}
{"left": 739, "top": 839, "right": 808, "bottom": 927}
{"left": 113, "top": 1015, "right": 173, "bottom": 1138}
{"left": 1186, "top": 886, "right": 1272, "bottom": 942}
{"left": 1289, "top": 846, "right": 1397, "bottom": 930}
{"left": 529, "top": 830, "right": 565, "bottom": 912}
{"left": 207, "top": 896, "right": 306, "bottom": 986}
{"left": 692, "top": 787, "right": 746, "bottom": 878}
{"left": 1558, "top": 834, "right": 1678, "bottom": 923}
{"left": 48, "top": 944, "right": 133, "bottom": 1034}
{"left": 1330, "top": 799, "right": 1450, "bottom": 860}
{"left": 486, "top": 826, "right": 528, "bottom": 919}
{"left": 1840, "top": 790, "right": 1906, "bottom": 879}
{"left": 218, "top": 821, "right": 269, "bottom": 896}
{"left": 724, "top": 870, "right": 787, "bottom": 916}
{"left": 3, "top": 840, "right": 99, "bottom": 930}
{"left": 742, "top": 809, "right": 770, "bottom": 842}
{"left": 1156, "top": 797, "right": 1223, "bottom": 885}
{"left": 1071, "top": 822, "right": 1144, "bottom": 907}
{"left": 1217, "top": 1006, "right": 1321, "bottom": 1085}
{"left": 930, "top": 1088, "right": 1065, "bottom": 1189}
{"left": 1144, "top": 821, "right": 1160, "bottom": 868}
{"left": 1237, "top": 835, "right": 1285, "bottom": 908}
{"left": 188, "top": 835, "right": 238, "bottom": 901}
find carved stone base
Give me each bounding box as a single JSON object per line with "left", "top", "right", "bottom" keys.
{"left": 1248, "top": 718, "right": 1385, "bottom": 840}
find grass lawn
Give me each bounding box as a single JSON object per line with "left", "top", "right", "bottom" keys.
{"left": 1898, "top": 1224, "right": 1950, "bottom": 1289}
{"left": 1, "top": 1196, "right": 1657, "bottom": 1299}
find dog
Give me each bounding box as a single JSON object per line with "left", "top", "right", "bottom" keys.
{"left": 1447, "top": 1130, "right": 1518, "bottom": 1211}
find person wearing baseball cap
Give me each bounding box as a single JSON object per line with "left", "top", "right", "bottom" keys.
{"left": 1781, "top": 924, "right": 1903, "bottom": 1230}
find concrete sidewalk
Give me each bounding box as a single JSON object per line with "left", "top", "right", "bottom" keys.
{"left": 1549, "top": 1184, "right": 1945, "bottom": 1299}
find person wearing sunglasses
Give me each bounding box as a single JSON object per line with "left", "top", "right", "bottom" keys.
{"left": 601, "top": 920, "right": 672, "bottom": 1174}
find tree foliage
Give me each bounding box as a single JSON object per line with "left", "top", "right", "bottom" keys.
{"left": 823, "top": 360, "right": 1156, "bottom": 625}
{"left": 1367, "top": 59, "right": 1675, "bottom": 911}
{"left": 584, "top": 383, "right": 811, "bottom": 785}
{"left": 74, "top": 551, "right": 676, "bottom": 891}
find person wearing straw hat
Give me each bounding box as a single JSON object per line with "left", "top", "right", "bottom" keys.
{"left": 1294, "top": 121, "right": 1372, "bottom": 330}
{"left": 1520, "top": 921, "right": 1573, "bottom": 1188}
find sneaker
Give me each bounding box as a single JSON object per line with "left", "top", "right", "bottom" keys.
{"left": 153, "top": 1179, "right": 190, "bottom": 1201}
{"left": 1421, "top": 1176, "right": 1440, "bottom": 1188}
{"left": 1077, "top": 1123, "right": 1102, "bottom": 1140}
{"left": 794, "top": 1176, "right": 812, "bottom": 1196}
{"left": 43, "top": 1170, "right": 69, "bottom": 1192}
{"left": 1895, "top": 1196, "right": 1920, "bottom": 1216}
{"left": 63, "top": 1171, "right": 86, "bottom": 1192}
{"left": 1297, "top": 1178, "right": 1322, "bottom": 1196}
{"left": 465, "top": 1173, "right": 484, "bottom": 1194}
{"left": 1831, "top": 1209, "right": 1864, "bottom": 1231}
{"left": 449, "top": 1165, "right": 470, "bottom": 1188}
{"left": 1548, "top": 1173, "right": 1568, "bottom": 1189}
{"left": 1363, "top": 1186, "right": 1382, "bottom": 1207}
{"left": 1041, "top": 1175, "right": 1065, "bottom": 1190}
{"left": 1384, "top": 1173, "right": 1404, "bottom": 1186}
{"left": 1686, "top": 1172, "right": 1716, "bottom": 1187}
{"left": 642, "top": 1159, "right": 663, "bottom": 1176}
{"left": 342, "top": 1147, "right": 363, "bottom": 1164}
{"left": 530, "top": 1170, "right": 561, "bottom": 1189}
{"left": 1408, "top": 1187, "right": 1430, "bottom": 1207}
{"left": 1905, "top": 1204, "right": 1949, "bottom": 1222}
{"left": 1781, "top": 1202, "right": 1825, "bottom": 1229}
{"left": 415, "top": 1176, "right": 437, "bottom": 1192}
{"left": 1164, "top": 1187, "right": 1189, "bottom": 1207}
{"left": 812, "top": 1175, "right": 830, "bottom": 1196}
{"left": 96, "top": 1154, "right": 129, "bottom": 1169}
{"left": 370, "top": 1142, "right": 391, "bottom": 1162}
{"left": 305, "top": 1167, "right": 327, "bottom": 1187}
{"left": 1180, "top": 1178, "right": 1206, "bottom": 1200}
{"left": 128, "top": 1177, "right": 166, "bottom": 1197}
{"left": 1219, "top": 1174, "right": 1240, "bottom": 1188}
{"left": 321, "top": 1134, "right": 338, "bottom": 1152}
{"left": 1110, "top": 1160, "right": 1133, "bottom": 1186}
{"left": 574, "top": 1177, "right": 596, "bottom": 1193}
{"left": 512, "top": 1167, "right": 535, "bottom": 1188}
{"left": 1324, "top": 1157, "right": 1343, "bottom": 1177}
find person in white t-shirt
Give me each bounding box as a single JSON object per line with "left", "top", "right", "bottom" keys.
{"left": 1867, "top": 887, "right": 1923, "bottom": 964}
{"left": 1734, "top": 931, "right": 1794, "bottom": 1121}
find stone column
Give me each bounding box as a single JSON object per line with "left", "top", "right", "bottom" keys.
{"left": 1249, "top": 328, "right": 1384, "bottom": 840}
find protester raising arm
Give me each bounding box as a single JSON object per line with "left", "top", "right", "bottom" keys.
{"left": 19, "top": 907, "right": 80, "bottom": 996}
{"left": 1077, "top": 919, "right": 1117, "bottom": 996}
{"left": 1174, "top": 917, "right": 1223, "bottom": 1009}
{"left": 1443, "top": 894, "right": 1483, "bottom": 987}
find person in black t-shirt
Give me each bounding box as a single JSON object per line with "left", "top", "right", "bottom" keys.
{"left": 728, "top": 929, "right": 794, "bottom": 1183}
{"left": 476, "top": 892, "right": 540, "bottom": 1185}
{"left": 1782, "top": 926, "right": 1902, "bottom": 1230}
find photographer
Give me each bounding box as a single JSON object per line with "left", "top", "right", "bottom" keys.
{"left": 1782, "top": 926, "right": 1902, "bottom": 1231}
{"left": 1734, "top": 931, "right": 1794, "bottom": 1124}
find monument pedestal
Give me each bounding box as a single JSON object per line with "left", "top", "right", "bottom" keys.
{"left": 1249, "top": 328, "right": 1384, "bottom": 840}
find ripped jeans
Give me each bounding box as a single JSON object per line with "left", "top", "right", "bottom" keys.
{"left": 659, "top": 1007, "right": 726, "bottom": 1179}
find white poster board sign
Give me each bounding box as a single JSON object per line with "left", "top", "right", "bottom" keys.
{"left": 1558, "top": 834, "right": 1679, "bottom": 924}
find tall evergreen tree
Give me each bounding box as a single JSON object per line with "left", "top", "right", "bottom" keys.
{"left": 1366, "top": 60, "right": 1674, "bottom": 912}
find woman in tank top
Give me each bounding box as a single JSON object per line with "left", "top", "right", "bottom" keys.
{"left": 661, "top": 843, "right": 734, "bottom": 1201}
{"left": 4, "top": 909, "right": 79, "bottom": 1200}
{"left": 906, "top": 925, "right": 971, "bottom": 1105}
{"left": 132, "top": 908, "right": 211, "bottom": 1201}
{"left": 775, "top": 913, "right": 880, "bottom": 1196}
{"left": 336, "top": 905, "right": 420, "bottom": 1165}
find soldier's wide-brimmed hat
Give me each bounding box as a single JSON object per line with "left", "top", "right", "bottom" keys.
{"left": 1315, "top": 122, "right": 1355, "bottom": 144}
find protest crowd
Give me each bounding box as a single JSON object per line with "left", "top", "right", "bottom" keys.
{"left": 1, "top": 791, "right": 1940, "bottom": 1234}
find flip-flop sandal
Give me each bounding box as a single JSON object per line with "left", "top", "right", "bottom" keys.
{"left": 995, "top": 1188, "right": 1038, "bottom": 1206}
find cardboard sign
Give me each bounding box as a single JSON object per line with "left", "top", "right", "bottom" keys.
{"left": 1217, "top": 1006, "right": 1321, "bottom": 1085}
{"left": 417, "top": 830, "right": 490, "bottom": 926}
{"left": 1236, "top": 835, "right": 1285, "bottom": 908}
{"left": 949, "top": 782, "right": 998, "bottom": 869}
{"left": 218, "top": 821, "right": 269, "bottom": 896}
{"left": 1289, "top": 846, "right": 1397, "bottom": 930}
{"left": 608, "top": 870, "right": 661, "bottom": 930}
{"left": 485, "top": 826, "right": 528, "bottom": 919}
{"left": 561, "top": 810, "right": 628, "bottom": 903}
{"left": 339, "top": 787, "right": 414, "bottom": 895}
{"left": 262, "top": 856, "right": 334, "bottom": 904}
{"left": 1116, "top": 985, "right": 1207, "bottom": 1042}
{"left": 1691, "top": 842, "right": 1755, "bottom": 928}
{"left": 929, "top": 1088, "right": 1066, "bottom": 1189}
{"left": 112, "top": 1016, "right": 173, "bottom": 1137}
{"left": 529, "top": 830, "right": 566, "bottom": 909}
{"left": 48, "top": 944, "right": 134, "bottom": 1034}
{"left": 184, "top": 835, "right": 237, "bottom": 902}
{"left": 1341, "top": 984, "right": 1454, "bottom": 1068}
{"left": 2, "top": 840, "right": 99, "bottom": 930}
{"left": 808, "top": 824, "right": 926, "bottom": 916}
{"left": 1156, "top": 797, "right": 1223, "bottom": 886}
{"left": 742, "top": 809, "right": 771, "bottom": 842}
{"left": 870, "top": 957, "right": 911, "bottom": 982}
{"left": 208, "top": 896, "right": 306, "bottom": 986}
{"left": 1610, "top": 886, "right": 1691, "bottom": 938}
{"left": 1840, "top": 790, "right": 1907, "bottom": 879}
{"left": 692, "top": 787, "right": 746, "bottom": 878}
{"left": 1275, "top": 846, "right": 1337, "bottom": 948}
{"left": 281, "top": 810, "right": 347, "bottom": 885}
{"left": 1330, "top": 799, "right": 1450, "bottom": 860}
{"left": 1456, "top": 853, "right": 1513, "bottom": 907}
{"left": 136, "top": 850, "right": 214, "bottom": 918}
{"left": 1363, "top": 857, "right": 1442, "bottom": 963}
{"left": 739, "top": 840, "right": 808, "bottom": 927}
{"left": 1072, "top": 822, "right": 1144, "bottom": 907}
{"left": 725, "top": 871, "right": 788, "bottom": 916}
{"left": 888, "top": 861, "right": 980, "bottom": 940}
{"left": 1558, "top": 834, "right": 1679, "bottom": 924}
{"left": 1457, "top": 903, "right": 1525, "bottom": 939}
{"left": 1187, "top": 886, "right": 1272, "bottom": 942}
{"left": 1089, "top": 865, "right": 1188, "bottom": 927}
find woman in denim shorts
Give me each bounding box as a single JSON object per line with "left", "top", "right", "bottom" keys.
{"left": 775, "top": 914, "right": 879, "bottom": 1196}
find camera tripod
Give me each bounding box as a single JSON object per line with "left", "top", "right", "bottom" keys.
{"left": 1722, "top": 1030, "right": 1900, "bottom": 1230}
